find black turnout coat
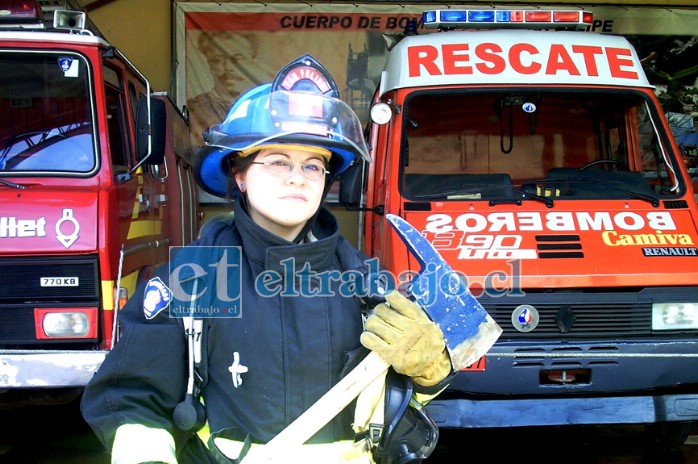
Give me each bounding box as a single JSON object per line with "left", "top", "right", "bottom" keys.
{"left": 81, "top": 200, "right": 376, "bottom": 456}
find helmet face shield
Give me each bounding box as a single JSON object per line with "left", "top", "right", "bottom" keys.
{"left": 204, "top": 89, "right": 370, "bottom": 169}
{"left": 195, "top": 54, "right": 371, "bottom": 198}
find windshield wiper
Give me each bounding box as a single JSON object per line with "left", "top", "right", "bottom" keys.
{"left": 547, "top": 176, "right": 659, "bottom": 207}
{"left": 411, "top": 187, "right": 485, "bottom": 200}
{"left": 411, "top": 185, "right": 516, "bottom": 201}
{"left": 509, "top": 188, "right": 554, "bottom": 208}
{"left": 612, "top": 187, "right": 659, "bottom": 207}
{"left": 0, "top": 178, "right": 26, "bottom": 189}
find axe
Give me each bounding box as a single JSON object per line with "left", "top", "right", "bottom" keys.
{"left": 246, "top": 214, "right": 502, "bottom": 462}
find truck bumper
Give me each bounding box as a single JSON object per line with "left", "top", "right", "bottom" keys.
{"left": 426, "top": 394, "right": 698, "bottom": 428}
{"left": 0, "top": 350, "right": 107, "bottom": 387}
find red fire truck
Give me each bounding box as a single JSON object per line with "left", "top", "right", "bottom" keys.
{"left": 342, "top": 9, "right": 698, "bottom": 448}
{"left": 0, "top": 2, "right": 199, "bottom": 405}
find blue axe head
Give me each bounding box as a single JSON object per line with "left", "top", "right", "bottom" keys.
{"left": 385, "top": 214, "right": 502, "bottom": 369}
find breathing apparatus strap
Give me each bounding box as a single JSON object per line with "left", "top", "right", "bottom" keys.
{"left": 353, "top": 368, "right": 388, "bottom": 449}
{"left": 207, "top": 428, "right": 252, "bottom": 464}
{"left": 176, "top": 244, "right": 217, "bottom": 402}
{"left": 172, "top": 279, "right": 207, "bottom": 433}
{"left": 184, "top": 291, "right": 204, "bottom": 399}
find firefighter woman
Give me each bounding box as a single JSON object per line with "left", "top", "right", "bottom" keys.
{"left": 81, "top": 54, "right": 453, "bottom": 464}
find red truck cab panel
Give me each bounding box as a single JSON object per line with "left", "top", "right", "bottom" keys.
{"left": 0, "top": 5, "right": 199, "bottom": 398}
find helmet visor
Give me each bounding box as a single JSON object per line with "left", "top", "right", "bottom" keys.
{"left": 204, "top": 89, "right": 370, "bottom": 163}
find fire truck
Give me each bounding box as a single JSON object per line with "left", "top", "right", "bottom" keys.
{"left": 0, "top": 1, "right": 199, "bottom": 405}
{"left": 341, "top": 9, "right": 698, "bottom": 448}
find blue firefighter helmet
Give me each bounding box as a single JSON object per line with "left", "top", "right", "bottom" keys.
{"left": 194, "top": 54, "right": 370, "bottom": 198}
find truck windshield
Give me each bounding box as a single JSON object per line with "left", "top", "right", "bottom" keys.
{"left": 401, "top": 90, "right": 680, "bottom": 204}
{"left": 0, "top": 52, "right": 95, "bottom": 174}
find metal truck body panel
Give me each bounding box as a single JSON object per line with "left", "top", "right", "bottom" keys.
{"left": 346, "top": 11, "right": 698, "bottom": 445}
{"left": 0, "top": 5, "right": 199, "bottom": 399}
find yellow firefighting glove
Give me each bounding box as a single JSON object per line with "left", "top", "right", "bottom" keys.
{"left": 360, "top": 290, "right": 452, "bottom": 387}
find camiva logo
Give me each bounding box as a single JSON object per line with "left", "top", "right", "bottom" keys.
{"left": 602, "top": 230, "right": 694, "bottom": 246}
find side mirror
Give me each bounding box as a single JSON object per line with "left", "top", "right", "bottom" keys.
{"left": 135, "top": 96, "right": 166, "bottom": 166}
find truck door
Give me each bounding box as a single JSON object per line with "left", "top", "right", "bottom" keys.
{"left": 102, "top": 65, "right": 159, "bottom": 270}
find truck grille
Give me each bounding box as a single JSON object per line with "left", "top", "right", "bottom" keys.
{"left": 478, "top": 287, "right": 697, "bottom": 340}
{"left": 0, "top": 255, "right": 99, "bottom": 345}
{"left": 0, "top": 256, "right": 98, "bottom": 301}
{"left": 487, "top": 302, "right": 651, "bottom": 338}
{"left": 0, "top": 308, "right": 34, "bottom": 341}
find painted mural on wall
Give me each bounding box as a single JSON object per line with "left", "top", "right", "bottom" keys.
{"left": 178, "top": 6, "right": 412, "bottom": 149}
{"left": 174, "top": 3, "right": 698, "bottom": 202}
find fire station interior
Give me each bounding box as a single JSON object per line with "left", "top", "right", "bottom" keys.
{"left": 0, "top": 1, "right": 696, "bottom": 463}
{"left": 401, "top": 90, "right": 677, "bottom": 205}
{"left": 47, "top": 0, "right": 695, "bottom": 244}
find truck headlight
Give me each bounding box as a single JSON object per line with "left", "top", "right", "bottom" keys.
{"left": 652, "top": 302, "right": 698, "bottom": 330}
{"left": 35, "top": 307, "right": 97, "bottom": 339}
{"left": 370, "top": 102, "right": 393, "bottom": 125}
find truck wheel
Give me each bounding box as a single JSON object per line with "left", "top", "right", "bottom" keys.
{"left": 644, "top": 421, "right": 693, "bottom": 449}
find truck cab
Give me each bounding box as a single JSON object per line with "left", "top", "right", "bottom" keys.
{"left": 0, "top": 2, "right": 199, "bottom": 404}
{"left": 344, "top": 8, "right": 698, "bottom": 448}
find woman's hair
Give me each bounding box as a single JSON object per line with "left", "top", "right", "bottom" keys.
{"left": 230, "top": 151, "right": 258, "bottom": 176}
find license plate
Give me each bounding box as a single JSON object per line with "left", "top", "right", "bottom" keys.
{"left": 40, "top": 277, "right": 79, "bottom": 287}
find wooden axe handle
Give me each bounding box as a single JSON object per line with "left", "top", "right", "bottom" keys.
{"left": 249, "top": 351, "right": 389, "bottom": 462}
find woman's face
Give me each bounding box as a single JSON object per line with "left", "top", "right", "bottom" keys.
{"left": 234, "top": 148, "right": 328, "bottom": 241}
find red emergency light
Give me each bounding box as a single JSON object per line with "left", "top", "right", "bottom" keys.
{"left": 526, "top": 11, "right": 553, "bottom": 22}
{"left": 0, "top": 0, "right": 42, "bottom": 24}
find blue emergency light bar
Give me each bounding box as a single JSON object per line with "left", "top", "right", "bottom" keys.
{"left": 423, "top": 9, "right": 593, "bottom": 30}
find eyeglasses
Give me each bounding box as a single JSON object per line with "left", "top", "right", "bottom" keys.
{"left": 251, "top": 159, "right": 329, "bottom": 181}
